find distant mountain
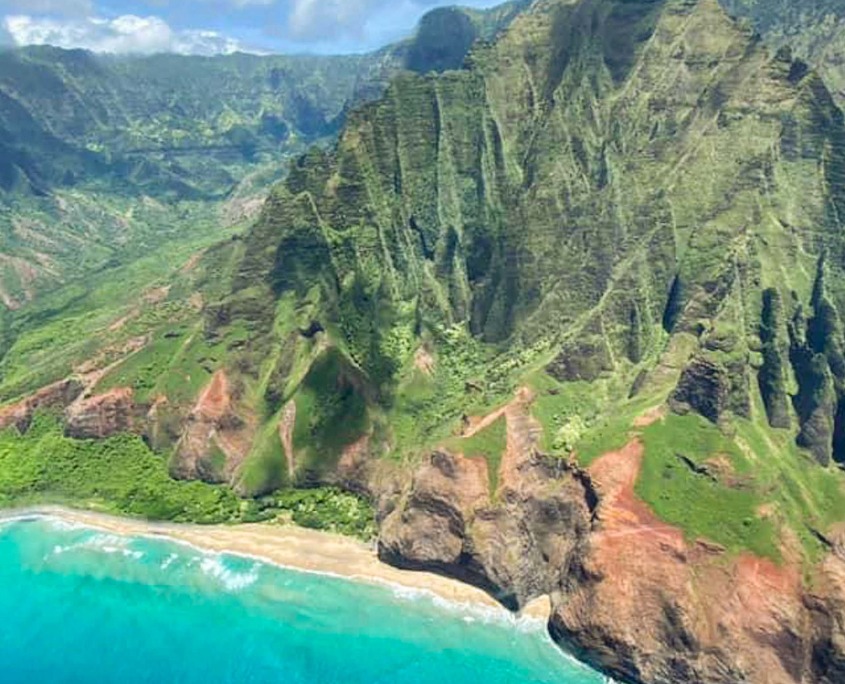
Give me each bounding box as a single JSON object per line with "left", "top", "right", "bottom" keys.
{"left": 0, "top": 2, "right": 527, "bottom": 310}
{"left": 397, "top": 0, "right": 531, "bottom": 74}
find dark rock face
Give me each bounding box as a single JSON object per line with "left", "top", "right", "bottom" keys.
{"left": 547, "top": 336, "right": 614, "bottom": 382}
{"left": 759, "top": 288, "right": 792, "bottom": 430}
{"left": 670, "top": 358, "right": 729, "bottom": 423}
{"left": 806, "top": 594, "right": 845, "bottom": 684}
{"left": 377, "top": 449, "right": 594, "bottom": 610}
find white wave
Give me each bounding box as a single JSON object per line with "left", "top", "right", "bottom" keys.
{"left": 0, "top": 512, "right": 77, "bottom": 531}
{"left": 85, "top": 533, "right": 145, "bottom": 560}
{"left": 46, "top": 532, "right": 144, "bottom": 561}
{"left": 160, "top": 553, "right": 178, "bottom": 571}
{"left": 198, "top": 555, "right": 259, "bottom": 591}
{"left": 46, "top": 517, "right": 87, "bottom": 532}
{"left": 380, "top": 581, "right": 612, "bottom": 676}
{"left": 383, "top": 582, "right": 546, "bottom": 633}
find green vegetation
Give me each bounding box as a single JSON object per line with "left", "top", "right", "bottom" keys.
{"left": 575, "top": 412, "right": 642, "bottom": 467}
{"left": 98, "top": 333, "right": 188, "bottom": 402}
{"left": 723, "top": 0, "right": 845, "bottom": 108}
{"left": 528, "top": 371, "right": 604, "bottom": 456}
{"left": 385, "top": 328, "right": 506, "bottom": 460}
{"left": 448, "top": 415, "right": 508, "bottom": 493}
{"left": 291, "top": 349, "right": 370, "bottom": 480}
{"left": 248, "top": 488, "right": 376, "bottom": 540}
{"left": 636, "top": 413, "right": 780, "bottom": 560}
{"left": 0, "top": 208, "right": 241, "bottom": 404}
{"left": 237, "top": 416, "right": 289, "bottom": 497}
{"left": 0, "top": 414, "right": 240, "bottom": 523}
{"left": 0, "top": 413, "right": 377, "bottom": 539}
{"left": 571, "top": 407, "right": 845, "bottom": 563}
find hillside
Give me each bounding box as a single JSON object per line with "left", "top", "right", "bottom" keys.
{"left": 723, "top": 0, "right": 845, "bottom": 103}
{"left": 3, "top": 0, "right": 845, "bottom": 682}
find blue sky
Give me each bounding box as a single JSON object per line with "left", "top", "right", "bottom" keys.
{"left": 0, "top": 0, "right": 504, "bottom": 55}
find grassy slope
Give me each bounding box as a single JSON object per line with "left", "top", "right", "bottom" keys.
{"left": 0, "top": 211, "right": 243, "bottom": 403}
{"left": 563, "top": 404, "right": 845, "bottom": 564}
{"left": 448, "top": 415, "right": 508, "bottom": 493}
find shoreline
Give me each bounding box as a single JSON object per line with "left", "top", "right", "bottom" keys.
{"left": 1, "top": 506, "right": 552, "bottom": 622}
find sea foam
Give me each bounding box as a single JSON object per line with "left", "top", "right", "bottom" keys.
{"left": 198, "top": 555, "right": 260, "bottom": 592}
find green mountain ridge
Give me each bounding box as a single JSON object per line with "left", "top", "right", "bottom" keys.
{"left": 4, "top": 0, "right": 845, "bottom": 547}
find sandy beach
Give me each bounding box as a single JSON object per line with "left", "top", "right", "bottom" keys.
{"left": 2, "top": 506, "right": 552, "bottom": 621}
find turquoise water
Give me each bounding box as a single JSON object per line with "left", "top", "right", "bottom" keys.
{"left": 0, "top": 516, "right": 606, "bottom": 684}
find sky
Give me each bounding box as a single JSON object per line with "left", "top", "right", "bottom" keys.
{"left": 0, "top": 0, "right": 504, "bottom": 56}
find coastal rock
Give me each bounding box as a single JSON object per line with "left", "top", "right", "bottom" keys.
{"left": 549, "top": 440, "right": 809, "bottom": 684}
{"left": 378, "top": 393, "right": 594, "bottom": 611}
{"left": 64, "top": 388, "right": 137, "bottom": 439}
{"left": 376, "top": 431, "right": 845, "bottom": 684}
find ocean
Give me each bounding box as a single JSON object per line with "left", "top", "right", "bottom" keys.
{"left": 0, "top": 515, "right": 606, "bottom": 684}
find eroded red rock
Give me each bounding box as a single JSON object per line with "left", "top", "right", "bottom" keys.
{"left": 64, "top": 388, "right": 137, "bottom": 439}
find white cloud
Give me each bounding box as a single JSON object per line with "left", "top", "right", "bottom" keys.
{"left": 3, "top": 14, "right": 248, "bottom": 55}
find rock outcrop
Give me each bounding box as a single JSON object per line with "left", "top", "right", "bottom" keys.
{"left": 64, "top": 388, "right": 137, "bottom": 440}
{"left": 669, "top": 357, "right": 730, "bottom": 423}
{"left": 378, "top": 392, "right": 595, "bottom": 610}
{"left": 551, "top": 440, "right": 809, "bottom": 684}
{"left": 0, "top": 379, "right": 83, "bottom": 432}
{"left": 172, "top": 370, "right": 253, "bottom": 484}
